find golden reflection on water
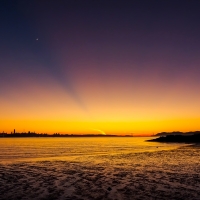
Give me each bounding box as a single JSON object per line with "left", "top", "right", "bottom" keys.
{"left": 0, "top": 137, "right": 186, "bottom": 163}
{"left": 0, "top": 138, "right": 199, "bottom": 199}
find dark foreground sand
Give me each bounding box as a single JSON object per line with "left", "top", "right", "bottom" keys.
{"left": 0, "top": 145, "right": 200, "bottom": 200}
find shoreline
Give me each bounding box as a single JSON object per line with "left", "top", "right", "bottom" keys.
{"left": 0, "top": 145, "right": 199, "bottom": 200}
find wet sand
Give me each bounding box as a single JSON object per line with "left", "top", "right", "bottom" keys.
{"left": 0, "top": 145, "right": 200, "bottom": 200}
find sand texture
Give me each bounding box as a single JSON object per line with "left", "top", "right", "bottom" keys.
{"left": 0, "top": 146, "right": 200, "bottom": 200}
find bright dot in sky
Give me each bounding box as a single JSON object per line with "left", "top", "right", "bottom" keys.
{"left": 36, "top": 38, "right": 38, "bottom": 41}
{"left": 92, "top": 129, "right": 106, "bottom": 135}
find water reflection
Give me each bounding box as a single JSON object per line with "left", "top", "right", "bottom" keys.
{"left": 0, "top": 137, "right": 186, "bottom": 163}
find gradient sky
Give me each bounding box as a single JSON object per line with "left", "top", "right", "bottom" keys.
{"left": 1, "top": 0, "right": 200, "bottom": 135}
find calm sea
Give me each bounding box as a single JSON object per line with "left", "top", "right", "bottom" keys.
{"left": 0, "top": 137, "right": 185, "bottom": 163}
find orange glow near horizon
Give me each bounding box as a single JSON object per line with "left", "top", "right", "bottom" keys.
{"left": 2, "top": 63, "right": 200, "bottom": 135}
{"left": 1, "top": 66, "right": 200, "bottom": 135}
{"left": 1, "top": 117, "right": 200, "bottom": 135}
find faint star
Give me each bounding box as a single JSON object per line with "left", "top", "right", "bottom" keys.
{"left": 36, "top": 38, "right": 38, "bottom": 41}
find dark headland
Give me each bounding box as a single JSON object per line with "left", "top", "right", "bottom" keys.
{"left": 148, "top": 131, "right": 200, "bottom": 143}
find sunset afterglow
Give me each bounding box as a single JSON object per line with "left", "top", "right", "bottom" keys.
{"left": 1, "top": 1, "right": 200, "bottom": 135}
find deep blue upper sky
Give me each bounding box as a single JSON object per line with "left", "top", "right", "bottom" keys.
{"left": 1, "top": 0, "right": 200, "bottom": 79}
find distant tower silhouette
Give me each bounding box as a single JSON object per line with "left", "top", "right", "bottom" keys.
{"left": 14, "top": 129, "right": 15, "bottom": 134}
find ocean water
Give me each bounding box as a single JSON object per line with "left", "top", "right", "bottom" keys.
{"left": 0, "top": 137, "right": 184, "bottom": 163}
{"left": 0, "top": 137, "right": 199, "bottom": 200}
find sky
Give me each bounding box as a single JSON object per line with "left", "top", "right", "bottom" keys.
{"left": 0, "top": 0, "right": 200, "bottom": 135}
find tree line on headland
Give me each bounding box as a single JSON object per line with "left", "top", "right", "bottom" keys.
{"left": 155, "top": 131, "right": 200, "bottom": 136}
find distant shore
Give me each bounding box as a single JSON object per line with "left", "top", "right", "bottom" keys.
{"left": 0, "top": 132, "right": 134, "bottom": 138}
{"left": 148, "top": 133, "right": 200, "bottom": 143}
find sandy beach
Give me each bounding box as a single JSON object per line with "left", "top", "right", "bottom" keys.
{"left": 0, "top": 145, "right": 200, "bottom": 200}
